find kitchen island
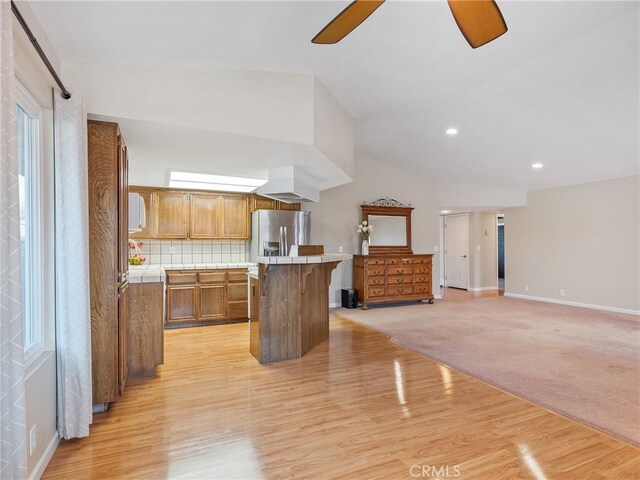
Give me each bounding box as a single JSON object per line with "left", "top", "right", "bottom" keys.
{"left": 250, "top": 254, "right": 351, "bottom": 364}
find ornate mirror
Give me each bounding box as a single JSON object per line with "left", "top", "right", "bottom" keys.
{"left": 361, "top": 198, "right": 413, "bottom": 255}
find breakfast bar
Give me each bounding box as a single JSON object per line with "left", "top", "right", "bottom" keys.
{"left": 249, "top": 254, "right": 351, "bottom": 364}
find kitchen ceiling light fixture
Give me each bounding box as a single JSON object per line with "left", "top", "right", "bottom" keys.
{"left": 446, "top": 128, "right": 458, "bottom": 135}
{"left": 168, "top": 171, "right": 267, "bottom": 192}
{"left": 441, "top": 210, "right": 452, "bottom": 214}
{"left": 531, "top": 163, "right": 544, "bottom": 169}
{"left": 312, "top": 0, "right": 508, "bottom": 49}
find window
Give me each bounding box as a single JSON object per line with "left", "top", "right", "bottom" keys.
{"left": 16, "top": 82, "right": 44, "bottom": 363}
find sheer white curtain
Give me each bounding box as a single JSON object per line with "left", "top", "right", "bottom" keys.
{"left": 0, "top": 0, "right": 28, "bottom": 478}
{"left": 54, "top": 91, "right": 92, "bottom": 439}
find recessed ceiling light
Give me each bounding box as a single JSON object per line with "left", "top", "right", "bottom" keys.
{"left": 531, "top": 163, "right": 544, "bottom": 169}
{"left": 440, "top": 210, "right": 452, "bottom": 214}
{"left": 446, "top": 128, "right": 458, "bottom": 135}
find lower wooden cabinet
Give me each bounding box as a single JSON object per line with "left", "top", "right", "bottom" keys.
{"left": 166, "top": 269, "right": 248, "bottom": 325}
{"left": 117, "top": 282, "right": 130, "bottom": 396}
{"left": 167, "top": 286, "right": 197, "bottom": 323}
{"left": 199, "top": 284, "right": 226, "bottom": 320}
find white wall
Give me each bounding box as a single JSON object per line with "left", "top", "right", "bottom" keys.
{"left": 505, "top": 176, "right": 640, "bottom": 313}
{"left": 438, "top": 182, "right": 527, "bottom": 210}
{"left": 13, "top": 4, "right": 60, "bottom": 477}
{"left": 306, "top": 155, "right": 440, "bottom": 305}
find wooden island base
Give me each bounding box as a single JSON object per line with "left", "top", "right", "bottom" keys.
{"left": 250, "top": 261, "right": 340, "bottom": 364}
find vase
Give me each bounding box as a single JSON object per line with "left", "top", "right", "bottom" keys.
{"left": 361, "top": 240, "right": 369, "bottom": 256}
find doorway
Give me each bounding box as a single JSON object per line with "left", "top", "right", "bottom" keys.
{"left": 443, "top": 214, "right": 469, "bottom": 290}
{"left": 497, "top": 215, "right": 505, "bottom": 292}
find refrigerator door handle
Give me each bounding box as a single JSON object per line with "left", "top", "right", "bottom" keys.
{"left": 279, "top": 226, "right": 284, "bottom": 256}
{"left": 283, "top": 227, "right": 288, "bottom": 256}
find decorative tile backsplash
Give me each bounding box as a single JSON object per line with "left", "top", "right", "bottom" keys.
{"left": 134, "top": 239, "right": 248, "bottom": 265}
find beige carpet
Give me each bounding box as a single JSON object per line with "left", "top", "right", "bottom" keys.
{"left": 334, "top": 296, "right": 640, "bottom": 446}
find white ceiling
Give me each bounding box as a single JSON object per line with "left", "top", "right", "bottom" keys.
{"left": 29, "top": 0, "right": 639, "bottom": 191}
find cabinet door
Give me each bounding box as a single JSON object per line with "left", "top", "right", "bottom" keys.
{"left": 199, "top": 285, "right": 226, "bottom": 320}
{"left": 129, "top": 189, "right": 153, "bottom": 239}
{"left": 220, "top": 194, "right": 249, "bottom": 238}
{"left": 251, "top": 194, "right": 277, "bottom": 211}
{"left": 190, "top": 193, "right": 221, "bottom": 239}
{"left": 118, "top": 282, "right": 130, "bottom": 395}
{"left": 155, "top": 191, "right": 189, "bottom": 239}
{"left": 117, "top": 138, "right": 129, "bottom": 281}
{"left": 166, "top": 286, "right": 197, "bottom": 323}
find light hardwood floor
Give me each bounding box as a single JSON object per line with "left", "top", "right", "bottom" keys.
{"left": 43, "top": 313, "right": 639, "bottom": 479}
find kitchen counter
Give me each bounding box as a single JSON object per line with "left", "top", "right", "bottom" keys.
{"left": 128, "top": 262, "right": 256, "bottom": 283}
{"left": 256, "top": 254, "right": 352, "bottom": 265}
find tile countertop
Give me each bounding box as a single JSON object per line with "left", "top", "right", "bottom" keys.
{"left": 128, "top": 262, "right": 257, "bottom": 284}
{"left": 256, "top": 254, "right": 353, "bottom": 265}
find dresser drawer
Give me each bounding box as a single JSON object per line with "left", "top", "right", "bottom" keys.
{"left": 367, "top": 266, "right": 386, "bottom": 277}
{"left": 414, "top": 266, "right": 431, "bottom": 275}
{"left": 415, "top": 274, "right": 431, "bottom": 284}
{"left": 413, "top": 256, "right": 431, "bottom": 265}
{"left": 401, "top": 258, "right": 414, "bottom": 265}
{"left": 368, "top": 286, "right": 385, "bottom": 298}
{"left": 386, "top": 266, "right": 413, "bottom": 276}
{"left": 386, "top": 258, "right": 400, "bottom": 266}
{"left": 415, "top": 285, "right": 431, "bottom": 294}
{"left": 386, "top": 285, "right": 414, "bottom": 296}
{"left": 387, "top": 275, "right": 413, "bottom": 285}
{"left": 368, "top": 277, "right": 385, "bottom": 286}
{"left": 366, "top": 258, "right": 385, "bottom": 266}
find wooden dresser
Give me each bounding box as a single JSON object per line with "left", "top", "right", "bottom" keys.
{"left": 353, "top": 254, "right": 434, "bottom": 309}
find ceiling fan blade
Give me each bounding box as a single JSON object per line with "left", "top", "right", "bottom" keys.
{"left": 447, "top": 0, "right": 508, "bottom": 48}
{"left": 312, "top": 0, "right": 385, "bottom": 44}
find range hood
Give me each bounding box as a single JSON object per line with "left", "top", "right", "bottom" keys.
{"left": 256, "top": 166, "right": 319, "bottom": 203}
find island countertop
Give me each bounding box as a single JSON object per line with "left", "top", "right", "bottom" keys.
{"left": 257, "top": 253, "right": 352, "bottom": 265}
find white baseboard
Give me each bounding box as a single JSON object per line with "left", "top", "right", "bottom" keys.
{"left": 434, "top": 294, "right": 442, "bottom": 299}
{"left": 329, "top": 302, "right": 341, "bottom": 308}
{"left": 468, "top": 286, "right": 499, "bottom": 292}
{"left": 29, "top": 432, "right": 59, "bottom": 480}
{"left": 504, "top": 292, "right": 640, "bottom": 316}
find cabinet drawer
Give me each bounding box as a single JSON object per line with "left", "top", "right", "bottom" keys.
{"left": 198, "top": 272, "right": 226, "bottom": 284}
{"left": 414, "top": 266, "right": 431, "bottom": 275}
{"left": 228, "top": 283, "right": 248, "bottom": 301}
{"left": 415, "top": 285, "right": 432, "bottom": 294}
{"left": 385, "top": 258, "right": 400, "bottom": 266}
{"left": 367, "top": 266, "right": 386, "bottom": 277}
{"left": 386, "top": 266, "right": 413, "bottom": 276}
{"left": 414, "top": 256, "right": 431, "bottom": 265}
{"left": 401, "top": 258, "right": 414, "bottom": 265}
{"left": 415, "top": 274, "right": 431, "bottom": 284}
{"left": 386, "top": 275, "right": 413, "bottom": 285}
{"left": 166, "top": 272, "right": 197, "bottom": 285}
{"left": 367, "top": 277, "right": 385, "bottom": 286}
{"left": 368, "top": 286, "right": 385, "bottom": 298}
{"left": 386, "top": 285, "right": 414, "bottom": 296}
{"left": 228, "top": 301, "right": 248, "bottom": 319}
{"left": 228, "top": 271, "right": 248, "bottom": 283}
{"left": 366, "top": 258, "right": 385, "bottom": 266}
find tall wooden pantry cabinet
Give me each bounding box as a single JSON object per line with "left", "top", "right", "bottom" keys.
{"left": 88, "top": 120, "right": 130, "bottom": 406}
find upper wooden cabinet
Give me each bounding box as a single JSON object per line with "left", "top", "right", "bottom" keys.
{"left": 155, "top": 191, "right": 190, "bottom": 239}
{"left": 190, "top": 193, "right": 221, "bottom": 239}
{"left": 250, "top": 194, "right": 301, "bottom": 212}
{"left": 221, "top": 194, "right": 249, "bottom": 238}
{"left": 129, "top": 187, "right": 251, "bottom": 240}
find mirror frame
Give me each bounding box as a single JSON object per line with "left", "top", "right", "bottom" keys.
{"left": 361, "top": 201, "right": 414, "bottom": 255}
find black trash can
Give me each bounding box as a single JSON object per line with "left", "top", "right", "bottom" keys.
{"left": 341, "top": 288, "right": 358, "bottom": 309}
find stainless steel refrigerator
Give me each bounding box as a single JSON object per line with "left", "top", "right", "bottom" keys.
{"left": 250, "top": 210, "right": 311, "bottom": 262}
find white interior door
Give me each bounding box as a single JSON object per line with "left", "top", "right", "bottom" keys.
{"left": 444, "top": 214, "right": 469, "bottom": 289}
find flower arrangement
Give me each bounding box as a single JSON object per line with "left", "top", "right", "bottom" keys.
{"left": 128, "top": 239, "right": 146, "bottom": 265}
{"left": 357, "top": 220, "right": 374, "bottom": 240}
